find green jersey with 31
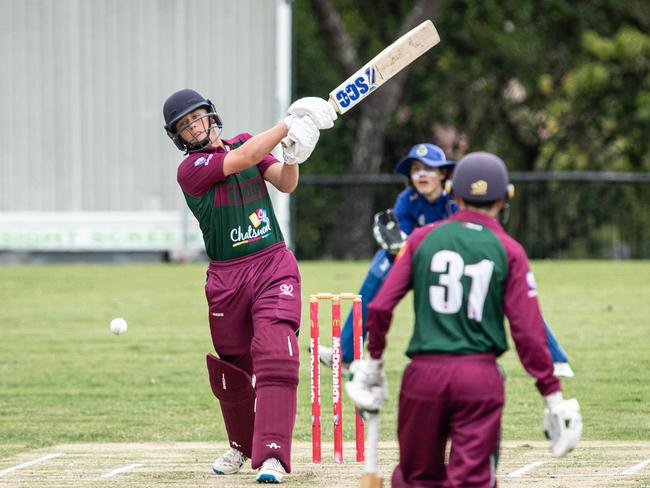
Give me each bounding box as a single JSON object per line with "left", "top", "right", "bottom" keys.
{"left": 409, "top": 220, "right": 509, "bottom": 356}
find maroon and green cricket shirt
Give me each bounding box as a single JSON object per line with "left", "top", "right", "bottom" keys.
{"left": 176, "top": 133, "right": 285, "bottom": 261}
{"left": 366, "top": 209, "right": 560, "bottom": 396}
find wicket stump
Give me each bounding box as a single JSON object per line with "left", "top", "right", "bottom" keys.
{"left": 310, "top": 292, "right": 365, "bottom": 464}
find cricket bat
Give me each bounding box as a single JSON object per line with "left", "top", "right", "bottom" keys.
{"left": 282, "top": 20, "right": 439, "bottom": 161}
{"left": 329, "top": 20, "right": 440, "bottom": 114}
{"left": 360, "top": 413, "right": 383, "bottom": 488}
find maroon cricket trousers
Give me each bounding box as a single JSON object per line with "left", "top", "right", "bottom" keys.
{"left": 205, "top": 243, "right": 302, "bottom": 472}
{"left": 392, "top": 353, "right": 505, "bottom": 488}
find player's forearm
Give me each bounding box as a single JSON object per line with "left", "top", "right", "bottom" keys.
{"left": 365, "top": 248, "right": 414, "bottom": 358}
{"left": 366, "top": 308, "right": 392, "bottom": 359}
{"left": 504, "top": 256, "right": 560, "bottom": 395}
{"left": 223, "top": 122, "right": 288, "bottom": 175}
{"left": 272, "top": 163, "right": 299, "bottom": 193}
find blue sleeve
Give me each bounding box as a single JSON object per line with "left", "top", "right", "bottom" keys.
{"left": 393, "top": 190, "right": 416, "bottom": 236}
{"left": 445, "top": 194, "right": 458, "bottom": 216}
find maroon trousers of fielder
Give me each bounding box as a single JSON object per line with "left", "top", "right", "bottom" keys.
{"left": 391, "top": 354, "right": 505, "bottom": 488}
{"left": 205, "top": 243, "right": 302, "bottom": 473}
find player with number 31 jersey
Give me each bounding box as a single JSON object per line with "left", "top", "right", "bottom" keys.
{"left": 363, "top": 152, "right": 581, "bottom": 487}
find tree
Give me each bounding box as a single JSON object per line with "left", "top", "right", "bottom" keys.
{"left": 305, "top": 0, "right": 443, "bottom": 258}
{"left": 293, "top": 0, "right": 650, "bottom": 259}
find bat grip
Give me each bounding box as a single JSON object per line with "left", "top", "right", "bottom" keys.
{"left": 328, "top": 97, "right": 342, "bottom": 115}
{"left": 365, "top": 413, "right": 380, "bottom": 473}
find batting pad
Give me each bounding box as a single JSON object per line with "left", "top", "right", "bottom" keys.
{"left": 206, "top": 353, "right": 256, "bottom": 458}
{"left": 249, "top": 326, "right": 300, "bottom": 472}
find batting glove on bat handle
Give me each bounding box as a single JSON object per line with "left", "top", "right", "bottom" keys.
{"left": 543, "top": 391, "right": 583, "bottom": 457}
{"left": 282, "top": 114, "right": 295, "bottom": 130}
{"left": 288, "top": 97, "right": 337, "bottom": 130}
{"left": 345, "top": 358, "right": 388, "bottom": 415}
{"left": 281, "top": 116, "right": 320, "bottom": 165}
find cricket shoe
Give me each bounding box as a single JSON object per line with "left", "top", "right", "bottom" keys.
{"left": 256, "top": 457, "right": 286, "bottom": 483}
{"left": 316, "top": 345, "right": 350, "bottom": 376}
{"left": 553, "top": 362, "right": 575, "bottom": 378}
{"left": 212, "top": 447, "right": 248, "bottom": 475}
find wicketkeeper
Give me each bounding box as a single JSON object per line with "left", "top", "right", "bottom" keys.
{"left": 346, "top": 152, "right": 582, "bottom": 487}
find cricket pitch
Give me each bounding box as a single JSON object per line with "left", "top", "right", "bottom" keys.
{"left": 1, "top": 441, "right": 649, "bottom": 487}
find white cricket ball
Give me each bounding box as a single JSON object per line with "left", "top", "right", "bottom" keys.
{"left": 110, "top": 317, "right": 128, "bottom": 335}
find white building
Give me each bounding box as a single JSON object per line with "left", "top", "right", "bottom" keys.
{"left": 0, "top": 0, "right": 292, "bottom": 260}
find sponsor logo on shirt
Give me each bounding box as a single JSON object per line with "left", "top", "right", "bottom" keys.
{"left": 526, "top": 271, "right": 538, "bottom": 297}
{"left": 249, "top": 208, "right": 268, "bottom": 228}
{"left": 193, "top": 154, "right": 213, "bottom": 167}
{"left": 266, "top": 442, "right": 281, "bottom": 449}
{"left": 231, "top": 208, "right": 272, "bottom": 247}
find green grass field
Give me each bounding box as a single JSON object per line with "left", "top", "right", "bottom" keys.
{"left": 0, "top": 260, "right": 649, "bottom": 485}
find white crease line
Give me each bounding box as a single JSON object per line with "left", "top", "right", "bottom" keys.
{"left": 0, "top": 453, "right": 65, "bottom": 477}
{"left": 100, "top": 463, "right": 143, "bottom": 478}
{"left": 622, "top": 458, "right": 650, "bottom": 475}
{"left": 507, "top": 461, "right": 545, "bottom": 477}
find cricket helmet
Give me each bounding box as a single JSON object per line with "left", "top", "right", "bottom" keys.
{"left": 449, "top": 151, "right": 515, "bottom": 203}
{"left": 163, "top": 88, "right": 223, "bottom": 153}
{"left": 394, "top": 143, "right": 455, "bottom": 177}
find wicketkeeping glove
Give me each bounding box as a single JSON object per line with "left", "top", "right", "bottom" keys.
{"left": 373, "top": 209, "right": 407, "bottom": 255}
{"left": 543, "top": 391, "right": 583, "bottom": 457}
{"left": 281, "top": 115, "right": 320, "bottom": 165}
{"left": 344, "top": 358, "right": 388, "bottom": 417}
{"left": 287, "top": 97, "right": 337, "bottom": 130}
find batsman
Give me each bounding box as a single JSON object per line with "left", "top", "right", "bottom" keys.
{"left": 163, "top": 90, "right": 336, "bottom": 483}
{"left": 346, "top": 152, "right": 582, "bottom": 487}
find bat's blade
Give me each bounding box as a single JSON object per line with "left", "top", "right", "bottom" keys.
{"left": 360, "top": 473, "right": 383, "bottom": 488}
{"left": 329, "top": 20, "right": 440, "bottom": 114}
{"left": 360, "top": 414, "right": 383, "bottom": 488}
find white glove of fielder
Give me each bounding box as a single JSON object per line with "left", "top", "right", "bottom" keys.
{"left": 543, "top": 391, "right": 583, "bottom": 457}
{"left": 281, "top": 115, "right": 319, "bottom": 165}
{"left": 344, "top": 358, "right": 388, "bottom": 416}
{"left": 288, "top": 97, "right": 337, "bottom": 129}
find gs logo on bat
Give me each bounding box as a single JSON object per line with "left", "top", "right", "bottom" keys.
{"left": 335, "top": 67, "right": 377, "bottom": 109}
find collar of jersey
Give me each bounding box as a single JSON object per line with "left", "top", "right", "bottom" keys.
{"left": 449, "top": 209, "right": 502, "bottom": 232}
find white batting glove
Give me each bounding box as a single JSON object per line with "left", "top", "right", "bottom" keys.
{"left": 543, "top": 391, "right": 583, "bottom": 457}
{"left": 281, "top": 116, "right": 320, "bottom": 165}
{"left": 283, "top": 114, "right": 295, "bottom": 130}
{"left": 288, "top": 97, "right": 337, "bottom": 130}
{"left": 344, "top": 358, "right": 388, "bottom": 416}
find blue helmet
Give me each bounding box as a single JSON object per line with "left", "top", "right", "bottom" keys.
{"left": 394, "top": 143, "right": 455, "bottom": 177}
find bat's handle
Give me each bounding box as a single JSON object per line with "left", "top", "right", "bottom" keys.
{"left": 328, "top": 96, "right": 342, "bottom": 115}
{"left": 365, "top": 413, "right": 380, "bottom": 473}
